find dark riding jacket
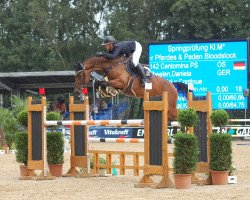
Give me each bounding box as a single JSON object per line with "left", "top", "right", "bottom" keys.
{"left": 102, "top": 41, "right": 136, "bottom": 59}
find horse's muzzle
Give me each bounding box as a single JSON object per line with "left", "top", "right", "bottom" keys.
{"left": 74, "top": 87, "right": 81, "bottom": 95}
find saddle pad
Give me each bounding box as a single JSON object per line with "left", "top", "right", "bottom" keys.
{"left": 125, "top": 59, "right": 154, "bottom": 79}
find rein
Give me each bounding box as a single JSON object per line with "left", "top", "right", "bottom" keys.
{"left": 75, "top": 55, "right": 127, "bottom": 89}
{"left": 104, "top": 57, "right": 127, "bottom": 75}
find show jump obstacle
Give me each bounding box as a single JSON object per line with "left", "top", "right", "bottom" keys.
{"left": 26, "top": 92, "right": 174, "bottom": 188}
{"left": 25, "top": 91, "right": 212, "bottom": 187}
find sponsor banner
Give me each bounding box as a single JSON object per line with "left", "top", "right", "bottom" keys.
{"left": 216, "top": 127, "right": 250, "bottom": 137}
{"left": 132, "top": 126, "right": 250, "bottom": 138}
{"left": 89, "top": 127, "right": 132, "bottom": 138}
{"left": 63, "top": 126, "right": 250, "bottom": 139}
{"left": 132, "top": 127, "right": 179, "bottom": 138}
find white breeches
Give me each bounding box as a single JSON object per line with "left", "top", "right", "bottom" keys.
{"left": 132, "top": 41, "right": 142, "bottom": 67}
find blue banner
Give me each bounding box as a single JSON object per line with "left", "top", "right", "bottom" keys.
{"left": 89, "top": 127, "right": 132, "bottom": 138}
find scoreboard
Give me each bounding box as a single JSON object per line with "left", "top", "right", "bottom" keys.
{"left": 148, "top": 39, "right": 249, "bottom": 109}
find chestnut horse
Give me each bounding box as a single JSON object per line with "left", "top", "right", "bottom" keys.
{"left": 74, "top": 55, "right": 189, "bottom": 121}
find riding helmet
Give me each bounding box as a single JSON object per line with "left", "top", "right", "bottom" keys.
{"left": 101, "top": 36, "right": 116, "bottom": 45}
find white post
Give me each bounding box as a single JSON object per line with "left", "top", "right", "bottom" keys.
{"left": 43, "top": 97, "right": 48, "bottom": 177}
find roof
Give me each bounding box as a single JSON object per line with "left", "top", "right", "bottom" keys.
{"left": 0, "top": 71, "right": 76, "bottom": 94}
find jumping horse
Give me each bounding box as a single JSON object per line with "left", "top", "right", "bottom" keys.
{"left": 74, "top": 54, "right": 189, "bottom": 121}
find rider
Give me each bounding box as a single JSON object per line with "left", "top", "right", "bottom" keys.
{"left": 98, "top": 36, "right": 147, "bottom": 87}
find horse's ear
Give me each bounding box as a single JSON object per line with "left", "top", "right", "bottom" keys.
{"left": 72, "top": 62, "right": 77, "bottom": 69}
{"left": 80, "top": 63, "right": 85, "bottom": 69}
{"left": 74, "top": 62, "right": 84, "bottom": 71}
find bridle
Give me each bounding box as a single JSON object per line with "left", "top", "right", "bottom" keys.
{"left": 75, "top": 55, "right": 126, "bottom": 91}
{"left": 75, "top": 56, "right": 99, "bottom": 89}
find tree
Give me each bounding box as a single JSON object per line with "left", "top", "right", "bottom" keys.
{"left": 168, "top": 0, "right": 250, "bottom": 40}
{"left": 0, "top": 0, "right": 249, "bottom": 72}
{"left": 0, "top": 0, "right": 106, "bottom": 72}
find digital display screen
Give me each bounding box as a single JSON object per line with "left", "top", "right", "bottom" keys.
{"left": 148, "top": 39, "right": 249, "bottom": 109}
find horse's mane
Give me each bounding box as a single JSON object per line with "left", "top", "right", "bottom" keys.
{"left": 83, "top": 54, "right": 96, "bottom": 63}
{"left": 83, "top": 54, "right": 127, "bottom": 65}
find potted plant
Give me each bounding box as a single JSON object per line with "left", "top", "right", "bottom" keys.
{"left": 177, "top": 108, "right": 198, "bottom": 133}
{"left": 209, "top": 133, "right": 232, "bottom": 185}
{"left": 173, "top": 108, "right": 199, "bottom": 189}
{"left": 209, "top": 109, "right": 231, "bottom": 185}
{"left": 46, "top": 111, "right": 64, "bottom": 177}
{"left": 15, "top": 131, "right": 28, "bottom": 176}
{"left": 210, "top": 109, "right": 229, "bottom": 133}
{"left": 15, "top": 109, "right": 28, "bottom": 177}
{"left": 173, "top": 132, "right": 199, "bottom": 189}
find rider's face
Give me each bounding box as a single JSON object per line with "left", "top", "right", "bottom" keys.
{"left": 104, "top": 44, "right": 113, "bottom": 51}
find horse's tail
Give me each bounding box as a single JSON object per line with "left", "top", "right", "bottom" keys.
{"left": 172, "top": 82, "right": 193, "bottom": 99}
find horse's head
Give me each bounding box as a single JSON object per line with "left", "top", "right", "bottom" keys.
{"left": 74, "top": 55, "right": 108, "bottom": 95}
{"left": 73, "top": 62, "right": 86, "bottom": 95}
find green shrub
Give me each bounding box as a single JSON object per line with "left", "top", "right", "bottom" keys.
{"left": 210, "top": 133, "right": 232, "bottom": 171}
{"left": 17, "top": 110, "right": 28, "bottom": 128}
{"left": 46, "top": 112, "right": 61, "bottom": 121}
{"left": 173, "top": 132, "right": 199, "bottom": 174}
{"left": 177, "top": 108, "right": 198, "bottom": 132}
{"left": 0, "top": 107, "right": 18, "bottom": 147}
{"left": 210, "top": 110, "right": 229, "bottom": 133}
{"left": 15, "top": 132, "right": 28, "bottom": 165}
{"left": 46, "top": 111, "right": 61, "bottom": 131}
{"left": 47, "top": 132, "right": 64, "bottom": 165}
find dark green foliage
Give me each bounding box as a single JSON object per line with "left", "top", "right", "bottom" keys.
{"left": 210, "top": 110, "right": 229, "bottom": 132}
{"left": 177, "top": 108, "right": 198, "bottom": 132}
{"left": 46, "top": 112, "right": 61, "bottom": 121}
{"left": 210, "top": 133, "right": 232, "bottom": 171}
{"left": 17, "top": 110, "right": 28, "bottom": 128}
{"left": 170, "top": 0, "right": 249, "bottom": 40}
{"left": 15, "top": 132, "right": 28, "bottom": 165}
{"left": 47, "top": 132, "right": 64, "bottom": 165}
{"left": 173, "top": 132, "right": 199, "bottom": 174}
{"left": 46, "top": 111, "right": 61, "bottom": 131}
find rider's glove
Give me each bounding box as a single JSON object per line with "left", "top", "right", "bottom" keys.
{"left": 96, "top": 52, "right": 103, "bottom": 56}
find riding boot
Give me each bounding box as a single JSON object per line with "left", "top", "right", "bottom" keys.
{"left": 136, "top": 63, "right": 147, "bottom": 87}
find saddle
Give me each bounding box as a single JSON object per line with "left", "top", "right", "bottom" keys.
{"left": 125, "top": 57, "right": 153, "bottom": 79}
{"left": 122, "top": 57, "right": 154, "bottom": 95}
